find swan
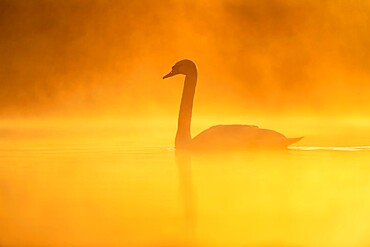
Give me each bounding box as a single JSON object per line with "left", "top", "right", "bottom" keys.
{"left": 163, "top": 59, "right": 302, "bottom": 151}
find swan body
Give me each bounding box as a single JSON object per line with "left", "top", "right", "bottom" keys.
{"left": 163, "top": 59, "right": 302, "bottom": 151}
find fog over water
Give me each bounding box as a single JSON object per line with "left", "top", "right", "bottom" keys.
{"left": 1, "top": 1, "right": 370, "bottom": 246}
{"left": 1, "top": 132, "right": 370, "bottom": 247}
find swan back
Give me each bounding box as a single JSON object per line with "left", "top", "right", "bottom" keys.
{"left": 190, "top": 125, "right": 300, "bottom": 151}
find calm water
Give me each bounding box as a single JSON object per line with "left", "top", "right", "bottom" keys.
{"left": 1, "top": 125, "right": 370, "bottom": 247}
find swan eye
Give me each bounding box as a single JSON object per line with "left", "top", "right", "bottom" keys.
{"left": 172, "top": 66, "right": 179, "bottom": 73}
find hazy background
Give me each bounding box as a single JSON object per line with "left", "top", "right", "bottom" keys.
{"left": 0, "top": 0, "right": 369, "bottom": 120}
{"left": 2, "top": 2, "right": 370, "bottom": 246}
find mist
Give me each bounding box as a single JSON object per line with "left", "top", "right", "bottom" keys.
{"left": 2, "top": 2, "right": 370, "bottom": 246}
{"left": 0, "top": 0, "right": 369, "bottom": 118}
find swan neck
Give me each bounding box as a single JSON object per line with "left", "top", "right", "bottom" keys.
{"left": 176, "top": 71, "right": 197, "bottom": 148}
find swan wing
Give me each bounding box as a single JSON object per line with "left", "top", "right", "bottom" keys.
{"left": 191, "top": 124, "right": 296, "bottom": 150}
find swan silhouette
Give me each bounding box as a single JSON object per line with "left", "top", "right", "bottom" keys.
{"left": 163, "top": 59, "right": 302, "bottom": 151}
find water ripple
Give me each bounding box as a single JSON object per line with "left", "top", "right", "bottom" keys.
{"left": 290, "top": 146, "right": 370, "bottom": 151}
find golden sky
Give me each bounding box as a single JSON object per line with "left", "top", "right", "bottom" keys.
{"left": 0, "top": 0, "right": 369, "bottom": 118}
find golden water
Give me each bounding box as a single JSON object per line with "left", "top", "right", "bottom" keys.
{"left": 1, "top": 123, "right": 370, "bottom": 247}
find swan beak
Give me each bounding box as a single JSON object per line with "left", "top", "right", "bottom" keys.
{"left": 163, "top": 70, "right": 176, "bottom": 79}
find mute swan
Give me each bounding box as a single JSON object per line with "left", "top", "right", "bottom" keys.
{"left": 163, "top": 59, "right": 302, "bottom": 151}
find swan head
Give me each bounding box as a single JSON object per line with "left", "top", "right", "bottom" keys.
{"left": 163, "top": 59, "right": 197, "bottom": 79}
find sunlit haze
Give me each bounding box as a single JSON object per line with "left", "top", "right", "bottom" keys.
{"left": 1, "top": 1, "right": 370, "bottom": 247}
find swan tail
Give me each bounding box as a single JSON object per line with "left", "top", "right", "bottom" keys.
{"left": 285, "top": 136, "right": 303, "bottom": 146}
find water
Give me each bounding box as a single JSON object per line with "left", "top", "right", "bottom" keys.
{"left": 1, "top": 124, "right": 370, "bottom": 247}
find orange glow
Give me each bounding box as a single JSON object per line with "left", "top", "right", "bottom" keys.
{"left": 0, "top": 0, "right": 369, "bottom": 118}
{"left": 1, "top": 0, "right": 370, "bottom": 246}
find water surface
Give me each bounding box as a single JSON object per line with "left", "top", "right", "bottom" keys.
{"left": 1, "top": 125, "right": 370, "bottom": 247}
